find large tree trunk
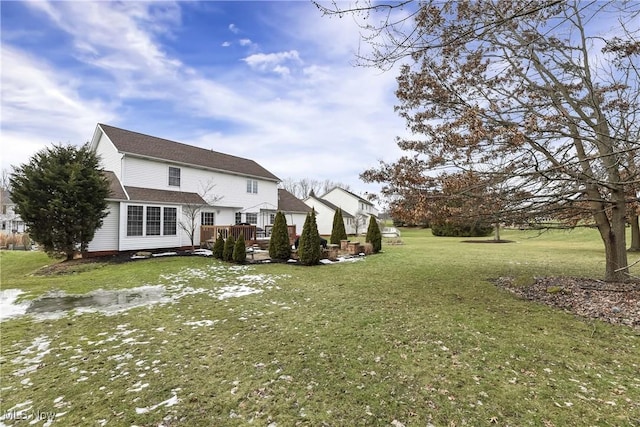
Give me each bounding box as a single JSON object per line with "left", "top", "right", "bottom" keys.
{"left": 629, "top": 214, "right": 640, "bottom": 252}
{"left": 595, "top": 199, "right": 629, "bottom": 282}
{"left": 494, "top": 222, "right": 501, "bottom": 242}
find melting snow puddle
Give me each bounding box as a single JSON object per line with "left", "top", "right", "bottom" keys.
{"left": 1, "top": 265, "right": 291, "bottom": 322}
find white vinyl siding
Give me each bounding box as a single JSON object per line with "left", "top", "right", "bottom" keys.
{"left": 86, "top": 202, "right": 120, "bottom": 252}
{"left": 121, "top": 157, "right": 278, "bottom": 208}
{"left": 94, "top": 131, "right": 123, "bottom": 179}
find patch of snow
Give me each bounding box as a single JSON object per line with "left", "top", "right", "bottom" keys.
{"left": 183, "top": 319, "right": 217, "bottom": 327}
{"left": 135, "top": 393, "right": 179, "bottom": 414}
{"left": 127, "top": 381, "right": 149, "bottom": 393}
{"left": 191, "top": 249, "right": 212, "bottom": 257}
{"left": 216, "top": 285, "right": 263, "bottom": 300}
{"left": 12, "top": 336, "right": 51, "bottom": 377}
{"left": 152, "top": 252, "right": 178, "bottom": 257}
{"left": 0, "top": 289, "right": 31, "bottom": 321}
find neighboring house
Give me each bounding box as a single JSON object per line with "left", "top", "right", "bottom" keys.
{"left": 303, "top": 187, "right": 379, "bottom": 235}
{"left": 276, "top": 189, "right": 311, "bottom": 236}
{"left": 0, "top": 189, "right": 26, "bottom": 234}
{"left": 321, "top": 186, "right": 379, "bottom": 221}
{"left": 303, "top": 191, "right": 355, "bottom": 235}
{"left": 87, "top": 123, "right": 303, "bottom": 254}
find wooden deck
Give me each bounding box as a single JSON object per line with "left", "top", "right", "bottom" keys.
{"left": 200, "top": 224, "right": 297, "bottom": 246}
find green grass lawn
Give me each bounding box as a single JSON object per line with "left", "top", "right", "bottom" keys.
{"left": 1, "top": 228, "right": 638, "bottom": 426}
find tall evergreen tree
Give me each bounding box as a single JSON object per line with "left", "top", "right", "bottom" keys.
{"left": 366, "top": 216, "right": 382, "bottom": 253}
{"left": 298, "top": 210, "right": 321, "bottom": 265}
{"left": 10, "top": 144, "right": 109, "bottom": 260}
{"left": 330, "top": 208, "right": 348, "bottom": 244}
{"left": 269, "top": 211, "right": 291, "bottom": 260}
{"left": 212, "top": 232, "right": 225, "bottom": 259}
{"left": 223, "top": 234, "right": 235, "bottom": 262}
{"left": 233, "top": 233, "right": 247, "bottom": 264}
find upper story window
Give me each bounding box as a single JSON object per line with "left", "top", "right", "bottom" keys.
{"left": 246, "top": 179, "right": 258, "bottom": 194}
{"left": 168, "top": 167, "right": 181, "bottom": 187}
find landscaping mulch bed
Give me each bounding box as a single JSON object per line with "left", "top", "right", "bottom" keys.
{"left": 494, "top": 276, "right": 640, "bottom": 330}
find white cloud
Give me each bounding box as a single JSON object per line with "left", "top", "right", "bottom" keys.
{"left": 1, "top": 46, "right": 117, "bottom": 171}
{"left": 3, "top": 1, "right": 408, "bottom": 197}
{"left": 243, "top": 50, "right": 302, "bottom": 74}
{"left": 228, "top": 23, "right": 239, "bottom": 34}
{"left": 221, "top": 41, "right": 231, "bottom": 47}
{"left": 238, "top": 38, "right": 253, "bottom": 46}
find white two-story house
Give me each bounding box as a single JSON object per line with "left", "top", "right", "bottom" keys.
{"left": 303, "top": 187, "right": 378, "bottom": 235}
{"left": 87, "top": 123, "right": 304, "bottom": 254}
{"left": 1, "top": 189, "right": 26, "bottom": 234}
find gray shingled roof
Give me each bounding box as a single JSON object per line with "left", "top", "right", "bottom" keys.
{"left": 278, "top": 189, "right": 311, "bottom": 213}
{"left": 322, "top": 186, "right": 373, "bottom": 206}
{"left": 306, "top": 195, "right": 354, "bottom": 218}
{"left": 103, "top": 171, "right": 204, "bottom": 204}
{"left": 125, "top": 186, "right": 205, "bottom": 205}
{"left": 103, "top": 171, "right": 127, "bottom": 200}
{"left": 99, "top": 124, "right": 280, "bottom": 182}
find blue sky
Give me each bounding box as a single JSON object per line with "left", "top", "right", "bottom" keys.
{"left": 1, "top": 1, "right": 407, "bottom": 198}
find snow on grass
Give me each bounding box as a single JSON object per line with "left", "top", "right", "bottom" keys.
{"left": 0, "top": 289, "right": 31, "bottom": 321}
{"left": 0, "top": 263, "right": 297, "bottom": 422}
{"left": 134, "top": 391, "right": 179, "bottom": 414}
{"left": 183, "top": 319, "right": 218, "bottom": 328}
{"left": 216, "top": 285, "right": 263, "bottom": 300}
{"left": 11, "top": 335, "right": 51, "bottom": 378}
{"left": 1, "top": 264, "right": 291, "bottom": 322}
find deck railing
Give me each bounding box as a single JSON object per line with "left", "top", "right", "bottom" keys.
{"left": 201, "top": 224, "right": 297, "bottom": 246}
{"left": 264, "top": 225, "right": 297, "bottom": 244}
{"left": 201, "top": 225, "right": 257, "bottom": 245}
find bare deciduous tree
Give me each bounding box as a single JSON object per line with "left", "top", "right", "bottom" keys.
{"left": 279, "top": 178, "right": 352, "bottom": 199}
{"left": 179, "top": 180, "right": 222, "bottom": 250}
{"left": 321, "top": 0, "right": 640, "bottom": 281}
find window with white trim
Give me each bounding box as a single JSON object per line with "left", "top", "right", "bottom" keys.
{"left": 127, "top": 205, "right": 178, "bottom": 237}
{"left": 163, "top": 207, "right": 177, "bottom": 235}
{"left": 146, "top": 206, "right": 161, "bottom": 236}
{"left": 235, "top": 212, "right": 242, "bottom": 224}
{"left": 168, "top": 167, "right": 181, "bottom": 187}
{"left": 246, "top": 213, "right": 257, "bottom": 224}
{"left": 246, "top": 179, "right": 258, "bottom": 194}
{"left": 269, "top": 213, "right": 276, "bottom": 224}
{"left": 201, "top": 211, "right": 215, "bottom": 226}
{"left": 127, "top": 206, "right": 144, "bottom": 236}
